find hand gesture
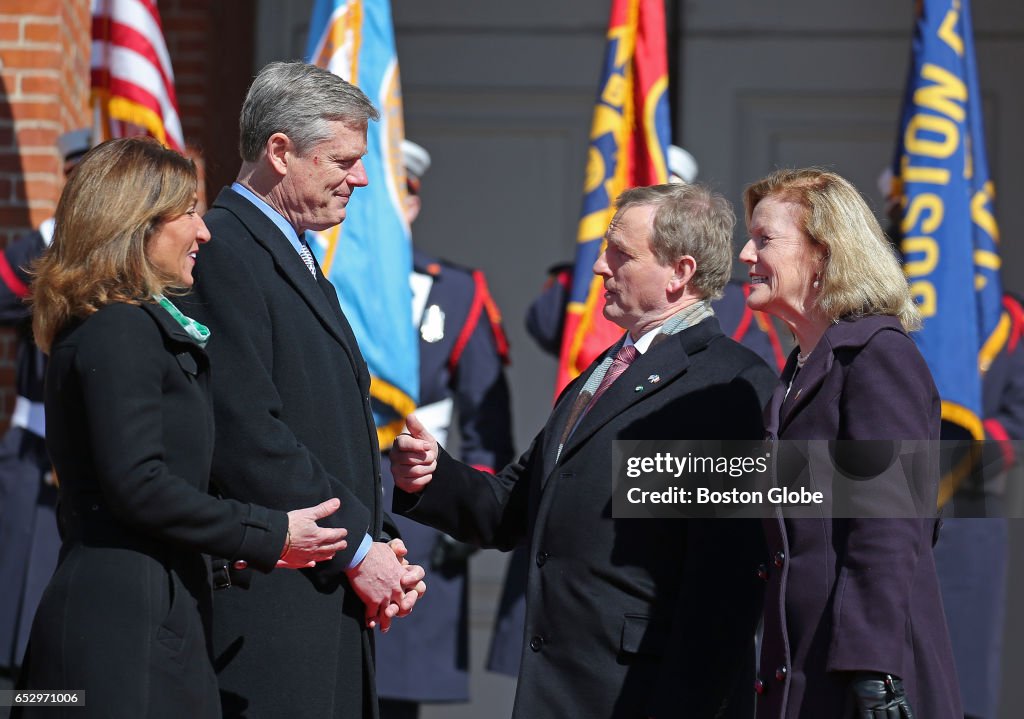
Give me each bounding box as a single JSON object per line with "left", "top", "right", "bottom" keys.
{"left": 277, "top": 497, "right": 348, "bottom": 568}
{"left": 345, "top": 540, "right": 427, "bottom": 632}
{"left": 390, "top": 414, "right": 438, "bottom": 493}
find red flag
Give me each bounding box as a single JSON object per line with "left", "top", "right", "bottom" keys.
{"left": 91, "top": 0, "right": 184, "bottom": 151}
{"left": 555, "top": 0, "right": 672, "bottom": 394}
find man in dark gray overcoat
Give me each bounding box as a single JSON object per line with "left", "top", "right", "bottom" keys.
{"left": 392, "top": 183, "right": 779, "bottom": 719}
{"left": 183, "top": 62, "right": 425, "bottom": 719}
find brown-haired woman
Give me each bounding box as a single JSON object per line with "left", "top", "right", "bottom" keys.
{"left": 14, "top": 137, "right": 347, "bottom": 719}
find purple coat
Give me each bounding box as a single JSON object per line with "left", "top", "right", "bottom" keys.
{"left": 756, "top": 315, "right": 962, "bottom": 719}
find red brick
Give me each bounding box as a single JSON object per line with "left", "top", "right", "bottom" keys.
{"left": 0, "top": 48, "right": 61, "bottom": 70}
{"left": 18, "top": 153, "right": 59, "bottom": 175}
{"left": 10, "top": 101, "right": 60, "bottom": 122}
{"left": 0, "top": 207, "right": 32, "bottom": 226}
{"left": 16, "top": 127, "right": 59, "bottom": 149}
{"left": 0, "top": 153, "right": 24, "bottom": 172}
{"left": 0, "top": 21, "right": 19, "bottom": 42}
{"left": 1, "top": 0, "right": 59, "bottom": 14}
{"left": 0, "top": 126, "right": 13, "bottom": 148}
{"left": 16, "top": 177, "right": 58, "bottom": 203}
{"left": 20, "top": 73, "right": 60, "bottom": 97}
{"left": 24, "top": 21, "right": 59, "bottom": 44}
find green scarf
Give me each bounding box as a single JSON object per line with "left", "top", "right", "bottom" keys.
{"left": 153, "top": 294, "right": 210, "bottom": 349}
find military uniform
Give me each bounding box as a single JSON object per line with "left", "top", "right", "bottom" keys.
{"left": 0, "top": 226, "right": 58, "bottom": 675}
{"left": 934, "top": 293, "right": 1024, "bottom": 719}
{"left": 377, "top": 250, "right": 514, "bottom": 710}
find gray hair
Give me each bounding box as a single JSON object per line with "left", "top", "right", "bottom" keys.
{"left": 239, "top": 61, "right": 380, "bottom": 162}
{"left": 614, "top": 183, "right": 735, "bottom": 300}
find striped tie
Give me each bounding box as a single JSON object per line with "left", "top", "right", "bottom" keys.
{"left": 586, "top": 343, "right": 638, "bottom": 412}
{"left": 297, "top": 240, "right": 317, "bottom": 277}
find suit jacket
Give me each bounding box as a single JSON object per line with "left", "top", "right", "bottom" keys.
{"left": 17, "top": 302, "right": 286, "bottom": 719}
{"left": 182, "top": 188, "right": 383, "bottom": 719}
{"left": 396, "top": 316, "right": 778, "bottom": 719}
{"left": 756, "top": 315, "right": 962, "bottom": 719}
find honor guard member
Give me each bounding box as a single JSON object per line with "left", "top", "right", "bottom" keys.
{"left": 0, "top": 128, "right": 92, "bottom": 685}
{"left": 934, "top": 291, "right": 1024, "bottom": 719}
{"left": 487, "top": 145, "right": 784, "bottom": 678}
{"left": 376, "top": 140, "right": 515, "bottom": 719}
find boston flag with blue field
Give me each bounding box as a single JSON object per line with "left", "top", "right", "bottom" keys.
{"left": 892, "top": 0, "right": 1006, "bottom": 439}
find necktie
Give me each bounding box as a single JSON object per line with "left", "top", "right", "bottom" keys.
{"left": 297, "top": 238, "right": 317, "bottom": 277}
{"left": 586, "top": 343, "right": 638, "bottom": 411}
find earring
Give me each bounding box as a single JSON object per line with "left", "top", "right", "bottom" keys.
{"left": 812, "top": 273, "right": 821, "bottom": 289}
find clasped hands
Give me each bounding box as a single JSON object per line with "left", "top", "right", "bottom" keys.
{"left": 274, "top": 497, "right": 427, "bottom": 631}
{"left": 346, "top": 538, "right": 427, "bottom": 632}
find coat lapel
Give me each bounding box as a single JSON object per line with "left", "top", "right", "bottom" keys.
{"left": 211, "top": 190, "right": 356, "bottom": 356}
{"left": 548, "top": 318, "right": 720, "bottom": 480}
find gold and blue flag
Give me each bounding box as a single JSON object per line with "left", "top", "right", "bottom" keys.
{"left": 306, "top": 0, "right": 417, "bottom": 445}
{"left": 892, "top": 0, "right": 1005, "bottom": 439}
{"left": 556, "top": 0, "right": 672, "bottom": 394}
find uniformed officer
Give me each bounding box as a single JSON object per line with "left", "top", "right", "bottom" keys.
{"left": 0, "top": 128, "right": 92, "bottom": 693}
{"left": 376, "top": 140, "right": 516, "bottom": 719}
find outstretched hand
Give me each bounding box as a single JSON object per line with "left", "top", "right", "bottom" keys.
{"left": 390, "top": 414, "right": 438, "bottom": 493}
{"left": 277, "top": 497, "right": 348, "bottom": 569}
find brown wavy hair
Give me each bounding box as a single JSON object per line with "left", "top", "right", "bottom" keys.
{"left": 32, "top": 137, "right": 197, "bottom": 352}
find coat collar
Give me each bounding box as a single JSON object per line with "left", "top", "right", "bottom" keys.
{"left": 139, "top": 300, "right": 203, "bottom": 351}
{"left": 210, "top": 188, "right": 355, "bottom": 353}
{"left": 544, "top": 317, "right": 723, "bottom": 479}
{"left": 774, "top": 315, "right": 908, "bottom": 435}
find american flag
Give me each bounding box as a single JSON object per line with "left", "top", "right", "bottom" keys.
{"left": 91, "top": 0, "right": 184, "bottom": 151}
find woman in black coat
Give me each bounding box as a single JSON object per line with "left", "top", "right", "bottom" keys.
{"left": 739, "top": 168, "right": 961, "bottom": 718}
{"left": 15, "top": 138, "right": 347, "bottom": 719}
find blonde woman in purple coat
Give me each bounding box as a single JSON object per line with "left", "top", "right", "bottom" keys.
{"left": 739, "top": 168, "right": 961, "bottom": 719}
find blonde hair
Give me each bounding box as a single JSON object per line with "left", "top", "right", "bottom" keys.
{"left": 743, "top": 168, "right": 921, "bottom": 331}
{"left": 32, "top": 137, "right": 197, "bottom": 352}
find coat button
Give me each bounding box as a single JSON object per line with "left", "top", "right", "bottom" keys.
{"left": 775, "top": 665, "right": 787, "bottom": 681}
{"left": 529, "top": 636, "right": 544, "bottom": 652}
{"left": 233, "top": 560, "right": 248, "bottom": 570}
{"left": 753, "top": 679, "right": 765, "bottom": 695}
{"left": 536, "top": 551, "right": 549, "bottom": 567}
{"left": 757, "top": 563, "right": 768, "bottom": 580}
{"left": 773, "top": 550, "right": 786, "bottom": 568}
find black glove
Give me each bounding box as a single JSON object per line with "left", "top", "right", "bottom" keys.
{"left": 430, "top": 533, "right": 478, "bottom": 572}
{"left": 848, "top": 673, "right": 915, "bottom": 719}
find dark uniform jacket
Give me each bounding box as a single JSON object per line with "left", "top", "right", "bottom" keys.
{"left": 183, "top": 188, "right": 384, "bottom": 719}
{"left": 16, "top": 302, "right": 287, "bottom": 719}
{"left": 376, "top": 251, "right": 514, "bottom": 702}
{"left": 0, "top": 229, "right": 56, "bottom": 671}
{"left": 756, "top": 315, "right": 962, "bottom": 719}
{"left": 397, "top": 316, "right": 777, "bottom": 719}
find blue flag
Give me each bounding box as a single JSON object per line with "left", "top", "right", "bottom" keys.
{"left": 306, "top": 0, "right": 418, "bottom": 446}
{"left": 893, "top": 0, "right": 1006, "bottom": 439}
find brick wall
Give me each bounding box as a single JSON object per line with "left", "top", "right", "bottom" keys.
{"left": 0, "top": 0, "right": 91, "bottom": 420}
{"left": 0, "top": 0, "right": 253, "bottom": 422}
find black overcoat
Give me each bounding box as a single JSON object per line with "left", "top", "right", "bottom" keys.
{"left": 183, "top": 188, "right": 383, "bottom": 719}
{"left": 397, "top": 317, "right": 778, "bottom": 719}
{"left": 755, "top": 315, "right": 962, "bottom": 719}
{"left": 16, "top": 302, "right": 287, "bottom": 719}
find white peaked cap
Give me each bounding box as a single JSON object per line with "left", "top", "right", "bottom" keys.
{"left": 401, "top": 139, "right": 432, "bottom": 179}
{"left": 667, "top": 144, "right": 698, "bottom": 184}
{"left": 57, "top": 128, "right": 93, "bottom": 162}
